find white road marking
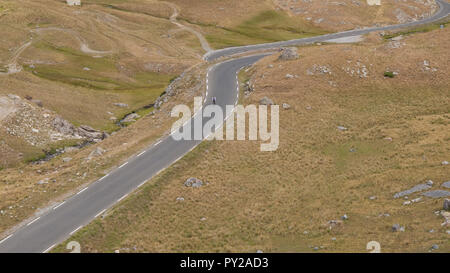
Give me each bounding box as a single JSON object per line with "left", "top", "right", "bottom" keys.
{"left": 154, "top": 140, "right": 162, "bottom": 146}
{"left": 27, "top": 217, "right": 40, "bottom": 226}
{"left": 99, "top": 174, "right": 109, "bottom": 181}
{"left": 118, "top": 194, "right": 128, "bottom": 203}
{"left": 95, "top": 209, "right": 106, "bottom": 218}
{"left": 77, "top": 187, "right": 88, "bottom": 195}
{"left": 70, "top": 226, "right": 82, "bottom": 235}
{"left": 138, "top": 180, "right": 147, "bottom": 188}
{"left": 43, "top": 244, "right": 56, "bottom": 253}
{"left": 118, "top": 162, "right": 128, "bottom": 169}
{"left": 53, "top": 201, "right": 66, "bottom": 210}
{"left": 0, "top": 234, "right": 13, "bottom": 244}
{"left": 137, "top": 151, "right": 146, "bottom": 157}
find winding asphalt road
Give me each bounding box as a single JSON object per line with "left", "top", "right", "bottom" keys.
{"left": 0, "top": 0, "right": 448, "bottom": 253}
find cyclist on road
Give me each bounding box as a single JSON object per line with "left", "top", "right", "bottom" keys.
{"left": 212, "top": 96, "right": 217, "bottom": 105}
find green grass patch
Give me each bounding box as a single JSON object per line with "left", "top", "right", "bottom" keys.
{"left": 384, "top": 71, "right": 395, "bottom": 78}
{"left": 201, "top": 10, "right": 327, "bottom": 49}
{"left": 383, "top": 20, "right": 449, "bottom": 40}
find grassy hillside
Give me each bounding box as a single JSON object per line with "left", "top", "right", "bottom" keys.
{"left": 56, "top": 26, "right": 449, "bottom": 253}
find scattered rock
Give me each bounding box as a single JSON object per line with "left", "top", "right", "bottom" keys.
{"left": 87, "top": 147, "right": 106, "bottom": 160}
{"left": 113, "top": 103, "right": 128, "bottom": 108}
{"left": 282, "top": 103, "right": 291, "bottom": 110}
{"left": 426, "top": 180, "right": 434, "bottom": 186}
{"left": 442, "top": 181, "right": 450, "bottom": 189}
{"left": 444, "top": 199, "right": 450, "bottom": 211}
{"left": 442, "top": 161, "right": 449, "bottom": 165}
{"left": 394, "top": 183, "right": 431, "bottom": 199}
{"left": 431, "top": 244, "right": 439, "bottom": 250}
{"left": 184, "top": 177, "right": 203, "bottom": 188}
{"left": 121, "top": 113, "right": 140, "bottom": 123}
{"left": 337, "top": 126, "right": 348, "bottom": 131}
{"left": 369, "top": 196, "right": 377, "bottom": 200}
{"left": 259, "top": 97, "right": 274, "bottom": 105}
{"left": 176, "top": 197, "right": 185, "bottom": 202}
{"left": 341, "top": 214, "right": 348, "bottom": 220}
{"left": 422, "top": 190, "right": 450, "bottom": 199}
{"left": 392, "top": 224, "right": 405, "bottom": 232}
{"left": 78, "top": 125, "right": 106, "bottom": 142}
{"left": 62, "top": 157, "right": 72, "bottom": 163}
{"left": 285, "top": 74, "right": 294, "bottom": 79}
{"left": 278, "top": 47, "right": 299, "bottom": 61}
{"left": 37, "top": 178, "right": 49, "bottom": 185}
{"left": 256, "top": 250, "right": 263, "bottom": 253}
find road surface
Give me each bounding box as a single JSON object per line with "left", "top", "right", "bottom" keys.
{"left": 0, "top": 0, "right": 448, "bottom": 253}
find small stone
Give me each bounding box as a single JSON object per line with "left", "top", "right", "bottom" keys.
{"left": 341, "top": 214, "right": 348, "bottom": 220}
{"left": 176, "top": 197, "right": 185, "bottom": 202}
{"left": 184, "top": 177, "right": 203, "bottom": 188}
{"left": 285, "top": 74, "right": 294, "bottom": 79}
{"left": 369, "top": 196, "right": 377, "bottom": 200}
{"left": 337, "top": 126, "right": 348, "bottom": 131}
{"left": 256, "top": 250, "right": 263, "bottom": 253}
{"left": 392, "top": 224, "right": 405, "bottom": 232}
{"left": 426, "top": 180, "right": 434, "bottom": 186}
{"left": 431, "top": 244, "right": 439, "bottom": 250}
{"left": 62, "top": 157, "right": 72, "bottom": 163}
{"left": 442, "top": 161, "right": 449, "bottom": 165}
{"left": 282, "top": 103, "right": 291, "bottom": 110}
{"left": 259, "top": 97, "right": 274, "bottom": 105}
{"left": 384, "top": 137, "right": 393, "bottom": 141}
{"left": 429, "top": 229, "right": 434, "bottom": 233}
{"left": 200, "top": 217, "right": 207, "bottom": 221}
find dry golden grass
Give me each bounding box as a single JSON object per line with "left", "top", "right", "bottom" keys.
{"left": 0, "top": 62, "right": 209, "bottom": 236}
{"left": 58, "top": 27, "right": 449, "bottom": 253}
{"left": 274, "top": 0, "right": 438, "bottom": 31}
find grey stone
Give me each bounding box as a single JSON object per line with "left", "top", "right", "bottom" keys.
{"left": 394, "top": 183, "right": 431, "bottom": 199}
{"left": 341, "top": 214, "right": 348, "bottom": 220}
{"left": 279, "top": 47, "right": 299, "bottom": 61}
{"left": 337, "top": 126, "right": 348, "bottom": 131}
{"left": 121, "top": 113, "right": 140, "bottom": 123}
{"left": 441, "top": 161, "right": 449, "bottom": 165}
{"left": 184, "top": 177, "right": 203, "bottom": 188}
{"left": 426, "top": 180, "right": 434, "bottom": 186}
{"left": 259, "top": 97, "right": 274, "bottom": 105}
{"left": 256, "top": 250, "right": 263, "bottom": 253}
{"left": 392, "top": 224, "right": 405, "bottom": 232}
{"left": 282, "top": 103, "right": 291, "bottom": 110}
{"left": 87, "top": 147, "right": 106, "bottom": 160}
{"left": 176, "top": 197, "right": 185, "bottom": 202}
{"left": 113, "top": 103, "right": 128, "bottom": 108}
{"left": 444, "top": 199, "right": 450, "bottom": 211}
{"left": 422, "top": 190, "right": 450, "bottom": 199}
{"left": 62, "top": 157, "right": 72, "bottom": 163}
{"left": 431, "top": 244, "right": 439, "bottom": 250}
{"left": 442, "top": 181, "right": 450, "bottom": 189}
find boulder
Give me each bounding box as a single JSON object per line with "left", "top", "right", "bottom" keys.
{"left": 444, "top": 199, "right": 450, "bottom": 211}
{"left": 78, "top": 125, "right": 105, "bottom": 141}
{"left": 184, "top": 177, "right": 203, "bottom": 188}
{"left": 52, "top": 116, "right": 77, "bottom": 136}
{"left": 121, "top": 113, "right": 140, "bottom": 123}
{"left": 279, "top": 47, "right": 299, "bottom": 61}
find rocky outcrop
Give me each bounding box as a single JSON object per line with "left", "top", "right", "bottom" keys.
{"left": 279, "top": 47, "right": 299, "bottom": 61}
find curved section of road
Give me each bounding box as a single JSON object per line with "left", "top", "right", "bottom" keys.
{"left": 204, "top": 0, "right": 450, "bottom": 61}
{"left": 0, "top": 0, "right": 448, "bottom": 253}
{"left": 0, "top": 54, "right": 268, "bottom": 253}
